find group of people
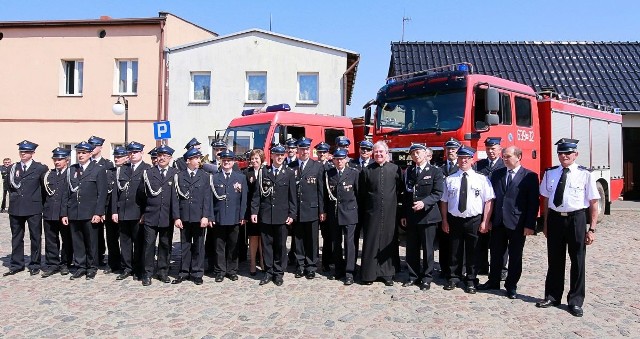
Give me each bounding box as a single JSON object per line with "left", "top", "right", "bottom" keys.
{"left": 2, "top": 133, "right": 599, "bottom": 317}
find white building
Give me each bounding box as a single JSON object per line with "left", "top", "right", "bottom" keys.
{"left": 165, "top": 29, "right": 359, "bottom": 156}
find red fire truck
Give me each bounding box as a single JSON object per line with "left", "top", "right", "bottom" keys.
{"left": 222, "top": 104, "right": 356, "bottom": 168}
{"left": 363, "top": 63, "right": 623, "bottom": 222}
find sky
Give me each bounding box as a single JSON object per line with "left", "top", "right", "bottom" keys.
{"left": 2, "top": 0, "right": 639, "bottom": 117}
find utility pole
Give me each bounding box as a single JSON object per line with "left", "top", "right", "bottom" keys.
{"left": 402, "top": 11, "right": 411, "bottom": 42}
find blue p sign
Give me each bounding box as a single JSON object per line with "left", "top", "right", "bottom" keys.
{"left": 154, "top": 121, "right": 171, "bottom": 140}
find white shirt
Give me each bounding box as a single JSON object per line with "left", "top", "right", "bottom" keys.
{"left": 540, "top": 162, "right": 600, "bottom": 212}
{"left": 20, "top": 160, "right": 33, "bottom": 171}
{"left": 188, "top": 169, "right": 197, "bottom": 177}
{"left": 506, "top": 165, "right": 521, "bottom": 185}
{"left": 441, "top": 168, "right": 495, "bottom": 218}
{"left": 131, "top": 160, "right": 141, "bottom": 172}
{"left": 80, "top": 161, "right": 90, "bottom": 171}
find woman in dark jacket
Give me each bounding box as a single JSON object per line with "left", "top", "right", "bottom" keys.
{"left": 244, "top": 149, "right": 265, "bottom": 275}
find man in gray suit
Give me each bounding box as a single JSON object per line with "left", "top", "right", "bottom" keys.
{"left": 478, "top": 146, "right": 539, "bottom": 299}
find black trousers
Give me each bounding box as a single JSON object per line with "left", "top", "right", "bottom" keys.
{"left": 477, "top": 231, "right": 509, "bottom": 275}
{"left": 70, "top": 219, "right": 99, "bottom": 274}
{"left": 97, "top": 221, "right": 106, "bottom": 264}
{"left": 1, "top": 187, "right": 8, "bottom": 210}
{"left": 212, "top": 224, "right": 239, "bottom": 275}
{"left": 332, "top": 223, "right": 356, "bottom": 276}
{"left": 119, "top": 220, "right": 143, "bottom": 275}
{"left": 104, "top": 217, "right": 121, "bottom": 270}
{"left": 9, "top": 214, "right": 42, "bottom": 270}
{"left": 261, "top": 223, "right": 288, "bottom": 278}
{"left": 236, "top": 224, "right": 248, "bottom": 262}
{"left": 436, "top": 225, "right": 451, "bottom": 277}
{"left": 320, "top": 220, "right": 333, "bottom": 268}
{"left": 353, "top": 221, "right": 362, "bottom": 262}
{"left": 448, "top": 213, "right": 481, "bottom": 284}
{"left": 179, "top": 222, "right": 205, "bottom": 278}
{"left": 294, "top": 220, "right": 319, "bottom": 272}
{"left": 43, "top": 219, "right": 73, "bottom": 269}
{"left": 143, "top": 225, "right": 173, "bottom": 278}
{"left": 488, "top": 224, "right": 526, "bottom": 290}
{"left": 545, "top": 210, "right": 588, "bottom": 307}
{"left": 406, "top": 222, "right": 437, "bottom": 284}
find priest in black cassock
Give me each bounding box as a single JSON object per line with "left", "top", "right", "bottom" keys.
{"left": 359, "top": 141, "right": 403, "bottom": 286}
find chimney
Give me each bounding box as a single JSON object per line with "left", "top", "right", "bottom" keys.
{"left": 100, "top": 16, "right": 112, "bottom": 21}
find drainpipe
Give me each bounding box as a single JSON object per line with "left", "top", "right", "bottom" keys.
{"left": 341, "top": 54, "right": 360, "bottom": 116}
{"left": 157, "top": 19, "right": 166, "bottom": 146}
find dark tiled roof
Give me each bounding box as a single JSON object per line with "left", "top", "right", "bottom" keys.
{"left": 389, "top": 41, "right": 640, "bottom": 111}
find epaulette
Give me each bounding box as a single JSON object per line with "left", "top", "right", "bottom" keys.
{"left": 348, "top": 167, "right": 358, "bottom": 172}
{"left": 545, "top": 166, "right": 559, "bottom": 172}
{"left": 578, "top": 165, "right": 591, "bottom": 172}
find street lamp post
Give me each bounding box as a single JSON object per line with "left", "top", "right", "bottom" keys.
{"left": 112, "top": 96, "right": 129, "bottom": 145}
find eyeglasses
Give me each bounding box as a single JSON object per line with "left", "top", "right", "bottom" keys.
{"left": 360, "top": 148, "right": 372, "bottom": 152}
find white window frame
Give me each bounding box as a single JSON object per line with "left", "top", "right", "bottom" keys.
{"left": 114, "top": 59, "right": 138, "bottom": 95}
{"left": 297, "top": 72, "right": 319, "bottom": 104}
{"left": 60, "top": 60, "right": 83, "bottom": 96}
{"left": 190, "top": 71, "right": 211, "bottom": 103}
{"left": 246, "top": 72, "right": 267, "bottom": 103}
{"left": 59, "top": 143, "right": 78, "bottom": 164}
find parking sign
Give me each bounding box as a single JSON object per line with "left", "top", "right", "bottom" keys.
{"left": 154, "top": 121, "right": 171, "bottom": 140}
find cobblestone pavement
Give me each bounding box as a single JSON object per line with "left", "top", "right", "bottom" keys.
{"left": 0, "top": 211, "right": 639, "bottom": 338}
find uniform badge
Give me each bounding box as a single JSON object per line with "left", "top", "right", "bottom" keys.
{"left": 233, "top": 182, "right": 242, "bottom": 192}
{"left": 249, "top": 176, "right": 254, "bottom": 184}
{"left": 16, "top": 170, "right": 20, "bottom": 178}
{"left": 307, "top": 176, "right": 316, "bottom": 184}
{"left": 474, "top": 188, "right": 480, "bottom": 197}
{"left": 168, "top": 181, "right": 173, "bottom": 186}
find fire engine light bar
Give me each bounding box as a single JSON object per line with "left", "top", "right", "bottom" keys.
{"left": 457, "top": 64, "right": 469, "bottom": 71}
{"left": 265, "top": 103, "right": 291, "bottom": 112}
{"left": 241, "top": 109, "right": 255, "bottom": 116}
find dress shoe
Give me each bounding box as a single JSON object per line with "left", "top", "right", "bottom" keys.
{"left": 506, "top": 290, "right": 518, "bottom": 299}
{"left": 70, "top": 270, "right": 86, "bottom": 280}
{"left": 477, "top": 281, "right": 500, "bottom": 291}
{"left": 41, "top": 268, "right": 60, "bottom": 278}
{"left": 295, "top": 268, "right": 305, "bottom": 278}
{"left": 535, "top": 299, "right": 561, "bottom": 308}
{"left": 259, "top": 276, "right": 271, "bottom": 285}
{"left": 465, "top": 284, "right": 477, "bottom": 294}
{"left": 215, "top": 274, "right": 224, "bottom": 282}
{"left": 249, "top": 271, "right": 257, "bottom": 276}
{"left": 274, "top": 276, "right": 284, "bottom": 286}
{"left": 116, "top": 271, "right": 132, "bottom": 281}
{"left": 305, "top": 272, "right": 315, "bottom": 280}
{"left": 172, "top": 276, "right": 188, "bottom": 284}
{"left": 86, "top": 271, "right": 97, "bottom": 280}
{"left": 344, "top": 276, "right": 354, "bottom": 286}
{"left": 3, "top": 268, "right": 25, "bottom": 276}
{"left": 103, "top": 267, "right": 112, "bottom": 274}
{"left": 402, "top": 279, "right": 418, "bottom": 287}
{"left": 227, "top": 274, "right": 239, "bottom": 281}
{"left": 500, "top": 271, "right": 508, "bottom": 281}
{"left": 193, "top": 277, "right": 204, "bottom": 285}
{"left": 29, "top": 268, "right": 40, "bottom": 276}
{"left": 157, "top": 275, "right": 171, "bottom": 283}
{"left": 383, "top": 279, "right": 394, "bottom": 287}
{"left": 443, "top": 281, "right": 457, "bottom": 290}
{"left": 420, "top": 282, "right": 431, "bottom": 291}
{"left": 60, "top": 266, "right": 70, "bottom": 275}
{"left": 0, "top": 208, "right": 6, "bottom": 213}
{"left": 361, "top": 281, "right": 373, "bottom": 285}
{"left": 568, "top": 305, "right": 584, "bottom": 317}
{"left": 142, "top": 277, "right": 152, "bottom": 286}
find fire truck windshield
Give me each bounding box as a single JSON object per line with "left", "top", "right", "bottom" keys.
{"left": 376, "top": 89, "right": 466, "bottom": 134}
{"left": 223, "top": 123, "right": 270, "bottom": 155}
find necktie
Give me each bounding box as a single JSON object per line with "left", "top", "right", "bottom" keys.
{"left": 553, "top": 167, "right": 570, "bottom": 207}
{"left": 225, "top": 172, "right": 230, "bottom": 180}
{"left": 300, "top": 161, "right": 305, "bottom": 172}
{"left": 489, "top": 160, "right": 494, "bottom": 168}
{"left": 190, "top": 172, "right": 195, "bottom": 178}
{"left": 361, "top": 160, "right": 366, "bottom": 168}
{"left": 416, "top": 166, "right": 421, "bottom": 177}
{"left": 448, "top": 161, "right": 454, "bottom": 173}
{"left": 506, "top": 169, "right": 514, "bottom": 188}
{"left": 22, "top": 164, "right": 26, "bottom": 173}
{"left": 339, "top": 170, "right": 343, "bottom": 177}
{"left": 458, "top": 172, "right": 468, "bottom": 213}
{"left": 274, "top": 168, "right": 279, "bottom": 176}
{"left": 161, "top": 168, "right": 166, "bottom": 177}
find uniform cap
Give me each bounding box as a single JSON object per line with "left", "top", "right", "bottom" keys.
{"left": 87, "top": 136, "right": 105, "bottom": 146}
{"left": 74, "top": 141, "right": 95, "bottom": 152}
{"left": 51, "top": 147, "right": 71, "bottom": 159}
{"left": 409, "top": 143, "right": 427, "bottom": 152}
{"left": 335, "top": 136, "right": 351, "bottom": 147}
{"left": 457, "top": 145, "right": 476, "bottom": 157}
{"left": 484, "top": 137, "right": 502, "bottom": 146}
{"left": 359, "top": 140, "right": 374, "bottom": 150}
{"left": 183, "top": 147, "right": 202, "bottom": 160}
{"left": 218, "top": 150, "right": 236, "bottom": 159}
{"left": 444, "top": 138, "right": 461, "bottom": 148}
{"left": 296, "top": 137, "right": 312, "bottom": 148}
{"left": 126, "top": 141, "right": 144, "bottom": 153}
{"left": 210, "top": 139, "right": 226, "bottom": 149}
{"left": 147, "top": 147, "right": 158, "bottom": 158}
{"left": 184, "top": 137, "right": 201, "bottom": 150}
{"left": 113, "top": 146, "right": 128, "bottom": 157}
{"left": 17, "top": 140, "right": 38, "bottom": 152}
{"left": 314, "top": 142, "right": 330, "bottom": 152}
{"left": 270, "top": 144, "right": 286, "bottom": 154}
{"left": 332, "top": 149, "right": 348, "bottom": 159}
{"left": 285, "top": 138, "right": 298, "bottom": 148}
{"left": 555, "top": 138, "right": 579, "bottom": 153}
{"left": 156, "top": 145, "right": 175, "bottom": 156}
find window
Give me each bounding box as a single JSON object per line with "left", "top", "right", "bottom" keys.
{"left": 273, "top": 125, "right": 305, "bottom": 145}
{"left": 499, "top": 94, "right": 512, "bottom": 125}
{"left": 246, "top": 72, "right": 266, "bottom": 103}
{"left": 298, "top": 73, "right": 319, "bottom": 104}
{"left": 115, "top": 59, "right": 138, "bottom": 94}
{"left": 60, "top": 143, "right": 77, "bottom": 164}
{"left": 515, "top": 97, "right": 532, "bottom": 127}
{"left": 324, "top": 128, "right": 345, "bottom": 150}
{"left": 190, "top": 72, "right": 211, "bottom": 102}
{"left": 61, "top": 60, "right": 83, "bottom": 95}
{"left": 474, "top": 89, "right": 513, "bottom": 128}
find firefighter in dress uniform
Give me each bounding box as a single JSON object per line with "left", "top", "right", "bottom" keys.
{"left": 88, "top": 135, "right": 114, "bottom": 267}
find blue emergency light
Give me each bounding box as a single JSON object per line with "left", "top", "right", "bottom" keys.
{"left": 457, "top": 64, "right": 469, "bottom": 71}
{"left": 265, "top": 103, "right": 291, "bottom": 112}
{"left": 241, "top": 109, "right": 255, "bottom": 116}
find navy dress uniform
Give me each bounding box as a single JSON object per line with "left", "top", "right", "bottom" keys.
{"left": 5, "top": 140, "right": 49, "bottom": 276}
{"left": 88, "top": 135, "right": 114, "bottom": 266}
{"left": 251, "top": 144, "right": 297, "bottom": 286}
{"left": 401, "top": 144, "right": 445, "bottom": 290}
{"left": 61, "top": 141, "right": 108, "bottom": 280}
{"left": 440, "top": 146, "right": 495, "bottom": 293}
{"left": 113, "top": 141, "right": 151, "bottom": 281}
{"left": 137, "top": 145, "right": 179, "bottom": 286}
{"left": 536, "top": 138, "right": 600, "bottom": 317}
{"left": 315, "top": 142, "right": 334, "bottom": 171}
{"left": 172, "top": 147, "right": 214, "bottom": 285}
{"left": 211, "top": 150, "right": 248, "bottom": 281}
{"left": 103, "top": 146, "right": 127, "bottom": 274}
{"left": 173, "top": 137, "right": 201, "bottom": 171}
{"left": 41, "top": 148, "right": 74, "bottom": 277}
{"left": 284, "top": 138, "right": 298, "bottom": 166}
{"left": 315, "top": 141, "right": 334, "bottom": 271}
{"left": 436, "top": 137, "right": 461, "bottom": 280}
{"left": 349, "top": 139, "right": 373, "bottom": 261}
{"left": 325, "top": 149, "right": 359, "bottom": 285}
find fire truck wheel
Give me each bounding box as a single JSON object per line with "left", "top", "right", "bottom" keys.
{"left": 596, "top": 181, "right": 605, "bottom": 224}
